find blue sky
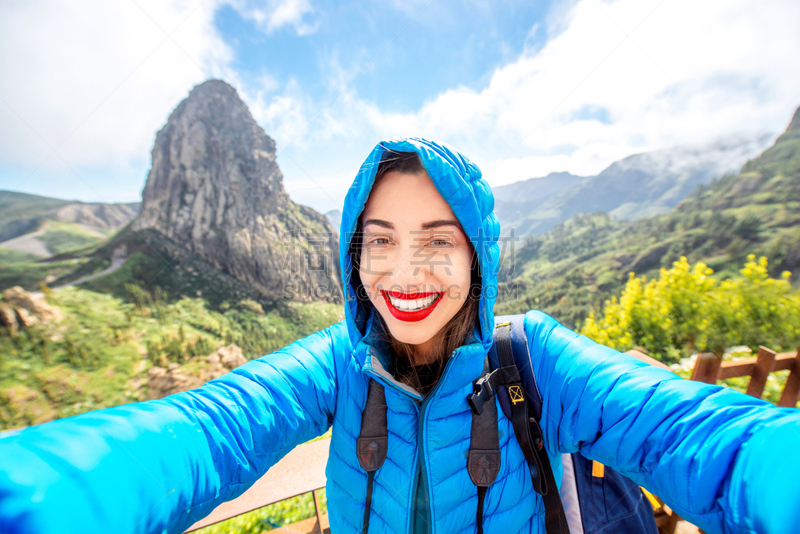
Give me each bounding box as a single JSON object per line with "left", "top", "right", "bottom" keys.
{"left": 1, "top": 0, "right": 799, "bottom": 213}
{"left": 215, "top": 1, "right": 553, "bottom": 113}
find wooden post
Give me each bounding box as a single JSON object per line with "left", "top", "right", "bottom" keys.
{"left": 657, "top": 502, "right": 682, "bottom": 534}
{"left": 690, "top": 353, "right": 722, "bottom": 384}
{"left": 312, "top": 489, "right": 325, "bottom": 534}
{"left": 746, "top": 346, "right": 776, "bottom": 399}
{"left": 778, "top": 347, "right": 800, "bottom": 408}
{"left": 183, "top": 438, "right": 330, "bottom": 533}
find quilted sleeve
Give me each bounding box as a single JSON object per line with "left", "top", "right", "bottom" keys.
{"left": 0, "top": 320, "right": 350, "bottom": 534}
{"left": 524, "top": 310, "right": 800, "bottom": 534}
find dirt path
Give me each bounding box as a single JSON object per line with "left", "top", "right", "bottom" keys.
{"left": 53, "top": 254, "right": 127, "bottom": 290}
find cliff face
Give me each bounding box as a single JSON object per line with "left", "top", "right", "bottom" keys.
{"left": 134, "top": 80, "right": 340, "bottom": 302}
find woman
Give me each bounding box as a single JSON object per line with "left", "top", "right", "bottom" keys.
{"left": 0, "top": 137, "right": 798, "bottom": 534}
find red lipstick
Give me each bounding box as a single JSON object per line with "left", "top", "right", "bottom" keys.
{"left": 381, "top": 290, "right": 443, "bottom": 322}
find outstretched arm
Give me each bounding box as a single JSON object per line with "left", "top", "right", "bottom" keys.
{"left": 0, "top": 320, "right": 350, "bottom": 534}
{"left": 525, "top": 310, "right": 800, "bottom": 534}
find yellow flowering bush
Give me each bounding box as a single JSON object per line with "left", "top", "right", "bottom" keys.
{"left": 581, "top": 256, "right": 800, "bottom": 363}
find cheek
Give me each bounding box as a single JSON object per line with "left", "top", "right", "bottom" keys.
{"left": 358, "top": 266, "right": 375, "bottom": 296}
{"left": 359, "top": 258, "right": 384, "bottom": 304}
{"left": 438, "top": 250, "right": 472, "bottom": 301}
{"left": 450, "top": 251, "right": 473, "bottom": 286}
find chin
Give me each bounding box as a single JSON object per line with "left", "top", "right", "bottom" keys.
{"left": 386, "top": 323, "right": 436, "bottom": 347}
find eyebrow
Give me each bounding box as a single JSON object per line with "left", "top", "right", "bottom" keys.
{"left": 421, "top": 219, "right": 461, "bottom": 230}
{"left": 363, "top": 219, "right": 393, "bottom": 229}
{"left": 362, "top": 219, "right": 461, "bottom": 230}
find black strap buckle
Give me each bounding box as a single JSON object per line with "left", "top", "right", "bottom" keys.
{"left": 528, "top": 417, "right": 544, "bottom": 452}
{"left": 468, "top": 372, "right": 496, "bottom": 415}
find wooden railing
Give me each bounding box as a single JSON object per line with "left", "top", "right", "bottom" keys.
{"left": 649, "top": 346, "right": 800, "bottom": 534}
{"left": 187, "top": 346, "right": 800, "bottom": 534}
{"left": 185, "top": 438, "right": 330, "bottom": 534}
{"left": 690, "top": 347, "right": 800, "bottom": 405}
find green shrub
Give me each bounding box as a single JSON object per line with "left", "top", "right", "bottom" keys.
{"left": 582, "top": 256, "right": 800, "bottom": 363}
{"left": 0, "top": 284, "right": 343, "bottom": 431}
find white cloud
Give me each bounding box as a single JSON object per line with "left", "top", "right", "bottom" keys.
{"left": 416, "top": 0, "right": 800, "bottom": 185}
{"left": 1, "top": 0, "right": 798, "bottom": 211}
{"left": 0, "top": 0, "right": 327, "bottom": 203}
{"left": 230, "top": 0, "right": 318, "bottom": 36}
{"left": 0, "top": 0, "right": 238, "bottom": 202}
{"left": 267, "top": 0, "right": 800, "bottom": 195}
{"left": 248, "top": 79, "right": 315, "bottom": 148}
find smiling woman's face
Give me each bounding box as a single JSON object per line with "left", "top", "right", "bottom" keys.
{"left": 359, "top": 169, "right": 473, "bottom": 362}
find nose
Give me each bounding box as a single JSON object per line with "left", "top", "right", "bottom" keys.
{"left": 391, "top": 242, "right": 427, "bottom": 290}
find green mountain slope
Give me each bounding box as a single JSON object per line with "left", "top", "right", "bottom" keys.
{"left": 495, "top": 108, "right": 800, "bottom": 329}
{"left": 0, "top": 191, "right": 71, "bottom": 242}
{"left": 492, "top": 135, "right": 771, "bottom": 236}
{"left": 0, "top": 286, "right": 342, "bottom": 430}
{"left": 0, "top": 225, "right": 344, "bottom": 430}
{"left": 73, "top": 226, "right": 293, "bottom": 309}
{"left": 0, "top": 223, "right": 301, "bottom": 311}
{"left": 0, "top": 190, "right": 139, "bottom": 248}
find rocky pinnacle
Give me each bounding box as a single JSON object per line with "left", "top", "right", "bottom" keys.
{"left": 134, "top": 79, "right": 340, "bottom": 302}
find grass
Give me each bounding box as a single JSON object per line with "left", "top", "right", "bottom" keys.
{"left": 194, "top": 489, "right": 328, "bottom": 534}
{"left": 0, "top": 284, "right": 342, "bottom": 532}
{"left": 0, "top": 247, "right": 40, "bottom": 264}
{"left": 194, "top": 429, "right": 332, "bottom": 534}
{"left": 0, "top": 286, "right": 343, "bottom": 430}
{"left": 78, "top": 227, "right": 311, "bottom": 311}
{"left": 0, "top": 191, "right": 69, "bottom": 242}
{"left": 0, "top": 289, "right": 142, "bottom": 428}
{"left": 494, "top": 122, "right": 800, "bottom": 331}
{"left": 37, "top": 222, "right": 105, "bottom": 255}
{"left": 0, "top": 259, "right": 87, "bottom": 293}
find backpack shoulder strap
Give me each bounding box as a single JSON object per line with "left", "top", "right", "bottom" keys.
{"left": 490, "top": 314, "right": 544, "bottom": 423}
{"left": 467, "top": 356, "right": 500, "bottom": 534}
{"left": 468, "top": 315, "right": 570, "bottom": 534}
{"left": 357, "top": 379, "right": 388, "bottom": 534}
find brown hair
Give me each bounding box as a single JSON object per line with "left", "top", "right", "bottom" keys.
{"left": 349, "top": 150, "right": 482, "bottom": 396}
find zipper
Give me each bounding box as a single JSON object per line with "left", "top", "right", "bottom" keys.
{"left": 410, "top": 402, "right": 422, "bottom": 534}
{"left": 408, "top": 355, "right": 457, "bottom": 534}
{"left": 362, "top": 346, "right": 460, "bottom": 534}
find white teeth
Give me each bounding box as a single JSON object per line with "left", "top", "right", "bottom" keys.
{"left": 388, "top": 294, "right": 438, "bottom": 312}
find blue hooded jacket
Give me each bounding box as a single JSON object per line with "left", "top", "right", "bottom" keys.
{"left": 1, "top": 137, "right": 800, "bottom": 534}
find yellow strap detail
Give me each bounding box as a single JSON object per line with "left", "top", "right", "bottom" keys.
{"left": 495, "top": 321, "right": 511, "bottom": 328}
{"left": 640, "top": 487, "right": 661, "bottom": 510}
{"left": 508, "top": 385, "right": 525, "bottom": 404}
{"left": 591, "top": 461, "right": 605, "bottom": 478}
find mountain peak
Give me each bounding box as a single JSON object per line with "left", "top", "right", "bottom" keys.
{"left": 133, "top": 79, "right": 340, "bottom": 302}
{"left": 786, "top": 106, "right": 800, "bottom": 133}
{"left": 188, "top": 78, "right": 238, "bottom": 97}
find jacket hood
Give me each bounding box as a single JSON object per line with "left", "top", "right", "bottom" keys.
{"left": 339, "top": 137, "right": 500, "bottom": 357}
